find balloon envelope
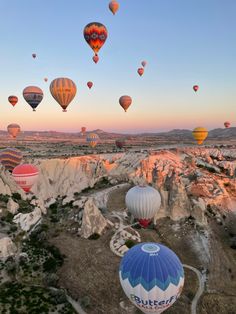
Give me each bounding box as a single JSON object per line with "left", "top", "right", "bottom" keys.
{"left": 141, "top": 61, "right": 147, "bottom": 67}
{"left": 138, "top": 68, "right": 144, "bottom": 76}
{"left": 84, "top": 22, "right": 108, "bottom": 56}
{"left": 12, "top": 164, "right": 39, "bottom": 193}
{"left": 8, "top": 96, "right": 18, "bottom": 107}
{"left": 115, "top": 140, "right": 125, "bottom": 149}
{"left": 87, "top": 133, "right": 99, "bottom": 148}
{"left": 224, "top": 121, "right": 230, "bottom": 128}
{"left": 87, "top": 81, "right": 93, "bottom": 89}
{"left": 109, "top": 0, "right": 119, "bottom": 15}
{"left": 119, "top": 95, "right": 132, "bottom": 112}
{"left": 44, "top": 78, "right": 48, "bottom": 82}
{"left": 23, "top": 86, "right": 43, "bottom": 111}
{"left": 192, "top": 127, "right": 208, "bottom": 145}
{"left": 50, "top": 78, "right": 77, "bottom": 112}
{"left": 32, "top": 53, "right": 36, "bottom": 58}
{"left": 193, "top": 85, "right": 199, "bottom": 92}
{"left": 119, "top": 242, "right": 184, "bottom": 314}
{"left": 125, "top": 185, "right": 161, "bottom": 226}
{"left": 7, "top": 123, "right": 21, "bottom": 138}
{"left": 81, "top": 127, "right": 86, "bottom": 135}
{"left": 0, "top": 148, "right": 23, "bottom": 172}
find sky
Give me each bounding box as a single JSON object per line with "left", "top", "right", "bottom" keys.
{"left": 0, "top": 0, "right": 235, "bottom": 133}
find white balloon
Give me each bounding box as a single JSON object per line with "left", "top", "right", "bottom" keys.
{"left": 125, "top": 185, "right": 161, "bottom": 220}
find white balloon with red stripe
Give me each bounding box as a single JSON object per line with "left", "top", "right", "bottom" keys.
{"left": 12, "top": 164, "right": 39, "bottom": 193}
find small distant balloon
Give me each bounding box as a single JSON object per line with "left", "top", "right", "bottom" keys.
{"left": 44, "top": 78, "right": 48, "bottom": 82}
{"left": 7, "top": 123, "right": 21, "bottom": 138}
{"left": 193, "top": 85, "right": 199, "bottom": 92}
{"left": 84, "top": 22, "right": 108, "bottom": 62}
{"left": 87, "top": 133, "right": 99, "bottom": 148}
{"left": 8, "top": 96, "right": 18, "bottom": 107}
{"left": 119, "top": 95, "right": 132, "bottom": 112}
{"left": 32, "top": 53, "right": 36, "bottom": 59}
{"left": 12, "top": 164, "right": 39, "bottom": 193}
{"left": 109, "top": 0, "right": 119, "bottom": 15}
{"left": 141, "top": 61, "right": 147, "bottom": 67}
{"left": 87, "top": 81, "right": 93, "bottom": 89}
{"left": 23, "top": 86, "right": 44, "bottom": 111}
{"left": 115, "top": 140, "right": 125, "bottom": 149}
{"left": 137, "top": 68, "right": 144, "bottom": 76}
{"left": 93, "top": 54, "right": 99, "bottom": 63}
{"left": 81, "top": 127, "right": 86, "bottom": 135}
{"left": 0, "top": 148, "right": 23, "bottom": 172}
{"left": 50, "top": 77, "right": 77, "bottom": 112}
{"left": 192, "top": 127, "right": 208, "bottom": 145}
{"left": 224, "top": 121, "right": 230, "bottom": 128}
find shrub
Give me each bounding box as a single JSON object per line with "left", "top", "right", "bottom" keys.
{"left": 12, "top": 192, "right": 21, "bottom": 200}
{"left": 125, "top": 239, "right": 137, "bottom": 248}
{"left": 43, "top": 257, "right": 57, "bottom": 273}
{"left": 88, "top": 233, "right": 100, "bottom": 240}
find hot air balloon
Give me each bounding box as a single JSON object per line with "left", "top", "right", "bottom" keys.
{"left": 138, "top": 68, "right": 144, "bottom": 76}
{"left": 7, "top": 123, "right": 21, "bottom": 138}
{"left": 119, "top": 242, "right": 184, "bottom": 314}
{"left": 141, "top": 61, "right": 147, "bottom": 67}
{"left": 87, "top": 81, "right": 93, "bottom": 89}
{"left": 84, "top": 22, "right": 108, "bottom": 62}
{"left": 8, "top": 96, "right": 18, "bottom": 107}
{"left": 109, "top": 0, "right": 119, "bottom": 15}
{"left": 44, "top": 78, "right": 48, "bottom": 82}
{"left": 224, "top": 121, "right": 230, "bottom": 128}
{"left": 12, "top": 164, "right": 39, "bottom": 193}
{"left": 87, "top": 133, "right": 99, "bottom": 148}
{"left": 125, "top": 185, "right": 161, "bottom": 227}
{"left": 32, "top": 53, "right": 36, "bottom": 59}
{"left": 119, "top": 95, "right": 132, "bottom": 112}
{"left": 192, "top": 127, "right": 208, "bottom": 145}
{"left": 93, "top": 54, "right": 99, "bottom": 63}
{"left": 81, "top": 127, "right": 86, "bottom": 135}
{"left": 193, "top": 85, "right": 199, "bottom": 92}
{"left": 0, "top": 148, "right": 23, "bottom": 172}
{"left": 50, "top": 78, "right": 77, "bottom": 112}
{"left": 23, "top": 86, "right": 43, "bottom": 111}
{"left": 115, "top": 140, "right": 125, "bottom": 149}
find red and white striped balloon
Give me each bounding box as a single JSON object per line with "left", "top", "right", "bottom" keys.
{"left": 12, "top": 164, "right": 39, "bottom": 192}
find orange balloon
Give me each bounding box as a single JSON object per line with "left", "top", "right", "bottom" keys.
{"left": 109, "top": 1, "right": 119, "bottom": 15}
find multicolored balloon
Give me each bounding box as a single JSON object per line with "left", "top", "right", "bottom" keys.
{"left": 224, "top": 121, "right": 230, "bottom": 128}
{"left": 109, "top": 0, "right": 119, "bottom": 15}
{"left": 138, "top": 68, "right": 144, "bottom": 76}
{"left": 115, "top": 140, "right": 125, "bottom": 149}
{"left": 84, "top": 22, "right": 108, "bottom": 61}
{"left": 87, "top": 133, "right": 99, "bottom": 148}
{"left": 119, "top": 242, "right": 184, "bottom": 314}
{"left": 119, "top": 95, "right": 132, "bottom": 112}
{"left": 8, "top": 96, "right": 18, "bottom": 107}
{"left": 32, "top": 53, "right": 36, "bottom": 59}
{"left": 50, "top": 77, "right": 77, "bottom": 112}
{"left": 0, "top": 148, "right": 23, "bottom": 172}
{"left": 23, "top": 86, "right": 44, "bottom": 111}
{"left": 141, "top": 61, "right": 147, "bottom": 67}
{"left": 192, "top": 127, "right": 208, "bottom": 145}
{"left": 193, "top": 85, "right": 199, "bottom": 92}
{"left": 7, "top": 123, "right": 21, "bottom": 138}
{"left": 87, "top": 81, "right": 93, "bottom": 89}
{"left": 12, "top": 164, "right": 39, "bottom": 193}
{"left": 125, "top": 185, "right": 161, "bottom": 227}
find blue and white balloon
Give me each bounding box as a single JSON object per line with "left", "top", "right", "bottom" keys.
{"left": 119, "top": 242, "right": 184, "bottom": 314}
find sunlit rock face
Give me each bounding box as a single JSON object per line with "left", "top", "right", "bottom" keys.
{"left": 13, "top": 207, "right": 42, "bottom": 231}
{"left": 1, "top": 148, "right": 236, "bottom": 226}
{"left": 78, "top": 198, "right": 111, "bottom": 239}
{"left": 0, "top": 236, "right": 17, "bottom": 260}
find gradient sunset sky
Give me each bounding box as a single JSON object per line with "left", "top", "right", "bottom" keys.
{"left": 0, "top": 0, "right": 235, "bottom": 133}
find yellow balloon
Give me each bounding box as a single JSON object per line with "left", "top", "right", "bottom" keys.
{"left": 192, "top": 127, "right": 208, "bottom": 145}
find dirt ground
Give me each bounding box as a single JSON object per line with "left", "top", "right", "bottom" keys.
{"left": 50, "top": 186, "right": 236, "bottom": 314}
